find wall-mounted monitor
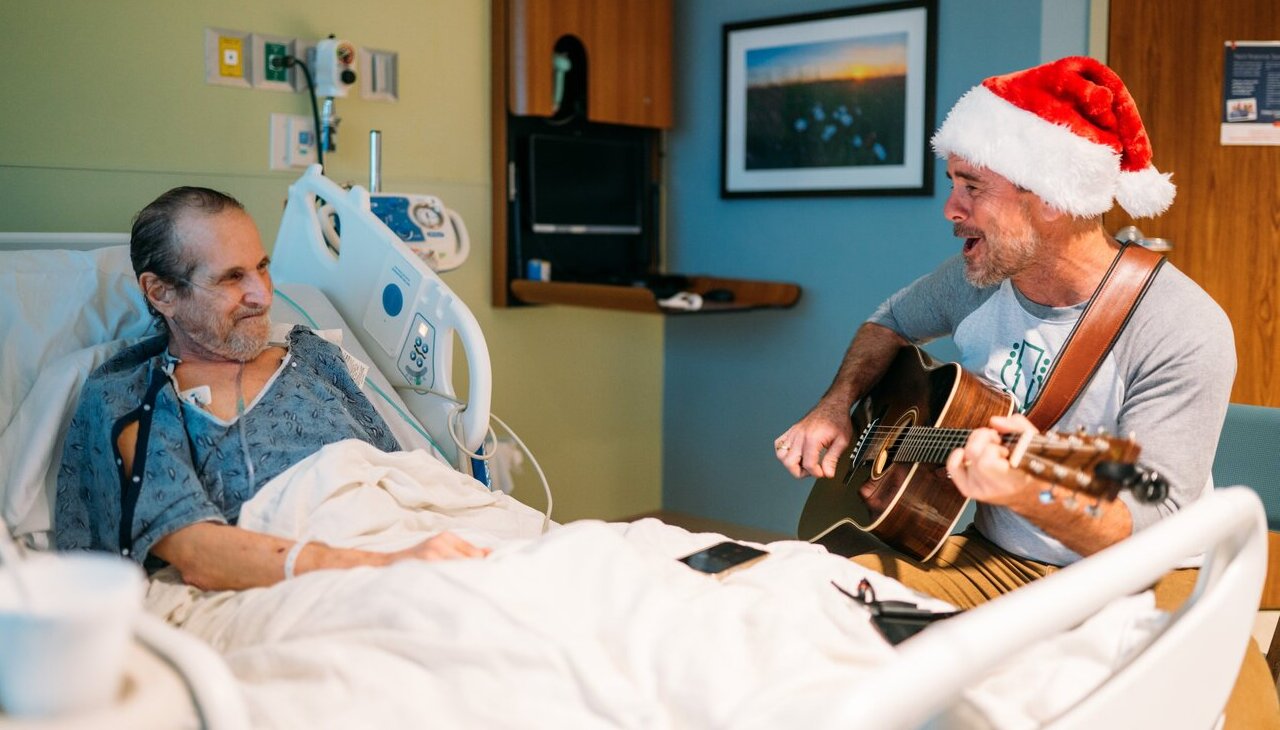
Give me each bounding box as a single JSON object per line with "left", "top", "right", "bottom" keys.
{"left": 528, "top": 134, "right": 644, "bottom": 235}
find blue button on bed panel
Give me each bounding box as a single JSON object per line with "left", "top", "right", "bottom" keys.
{"left": 382, "top": 283, "right": 404, "bottom": 317}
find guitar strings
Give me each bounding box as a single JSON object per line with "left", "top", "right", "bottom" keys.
{"left": 847, "top": 426, "right": 1027, "bottom": 465}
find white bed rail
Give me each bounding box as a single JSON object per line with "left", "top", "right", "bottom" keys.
{"left": 270, "top": 166, "right": 493, "bottom": 475}
{"left": 828, "top": 486, "right": 1266, "bottom": 729}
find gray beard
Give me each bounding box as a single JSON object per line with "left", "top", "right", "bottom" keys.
{"left": 172, "top": 309, "right": 272, "bottom": 363}
{"left": 219, "top": 323, "right": 271, "bottom": 361}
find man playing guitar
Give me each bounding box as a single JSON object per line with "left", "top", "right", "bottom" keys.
{"left": 774, "top": 57, "right": 1274, "bottom": 726}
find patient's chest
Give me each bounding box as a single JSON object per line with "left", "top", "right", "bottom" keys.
{"left": 172, "top": 347, "right": 394, "bottom": 521}
{"left": 172, "top": 346, "right": 288, "bottom": 423}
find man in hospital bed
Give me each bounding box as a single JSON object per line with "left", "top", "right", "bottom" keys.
{"left": 53, "top": 186, "right": 487, "bottom": 590}
{"left": 775, "top": 57, "right": 1279, "bottom": 725}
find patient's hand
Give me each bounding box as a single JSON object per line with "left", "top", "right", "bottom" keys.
{"left": 392, "top": 531, "right": 491, "bottom": 562}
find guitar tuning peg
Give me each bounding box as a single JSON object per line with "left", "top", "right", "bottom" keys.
{"left": 1052, "top": 464, "right": 1069, "bottom": 480}
{"left": 1095, "top": 426, "right": 1108, "bottom": 435}
{"left": 1064, "top": 494, "right": 1078, "bottom": 509}
{"left": 1028, "top": 459, "right": 1046, "bottom": 474}
{"left": 1074, "top": 472, "right": 1091, "bottom": 488}
{"left": 1038, "top": 488, "right": 1054, "bottom": 505}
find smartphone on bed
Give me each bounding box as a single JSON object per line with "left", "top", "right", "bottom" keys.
{"left": 678, "top": 541, "right": 768, "bottom": 577}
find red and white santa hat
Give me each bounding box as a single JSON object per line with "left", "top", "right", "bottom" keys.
{"left": 932, "top": 56, "right": 1175, "bottom": 219}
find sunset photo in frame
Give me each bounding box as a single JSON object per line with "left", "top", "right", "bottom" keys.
{"left": 721, "top": 0, "right": 937, "bottom": 198}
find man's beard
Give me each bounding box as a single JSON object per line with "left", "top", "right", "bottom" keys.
{"left": 956, "top": 211, "right": 1040, "bottom": 289}
{"left": 172, "top": 302, "right": 271, "bottom": 362}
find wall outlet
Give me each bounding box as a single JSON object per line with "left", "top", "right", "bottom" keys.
{"left": 205, "top": 28, "right": 252, "bottom": 88}
{"left": 269, "top": 113, "right": 317, "bottom": 170}
{"left": 251, "top": 34, "right": 296, "bottom": 92}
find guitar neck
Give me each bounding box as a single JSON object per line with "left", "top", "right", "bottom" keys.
{"left": 890, "top": 426, "right": 1013, "bottom": 465}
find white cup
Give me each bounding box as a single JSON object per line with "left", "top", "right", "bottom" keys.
{"left": 0, "top": 552, "right": 144, "bottom": 718}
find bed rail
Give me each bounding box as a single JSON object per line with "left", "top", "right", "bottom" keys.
{"left": 827, "top": 486, "right": 1266, "bottom": 729}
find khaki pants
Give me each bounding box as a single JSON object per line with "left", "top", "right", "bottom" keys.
{"left": 851, "top": 529, "right": 1280, "bottom": 729}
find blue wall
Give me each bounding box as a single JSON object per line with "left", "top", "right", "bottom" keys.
{"left": 662, "top": 0, "right": 1055, "bottom": 535}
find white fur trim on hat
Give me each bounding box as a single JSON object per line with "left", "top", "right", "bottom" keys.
{"left": 932, "top": 85, "right": 1121, "bottom": 218}
{"left": 1116, "top": 165, "right": 1176, "bottom": 218}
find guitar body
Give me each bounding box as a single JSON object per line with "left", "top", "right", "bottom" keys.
{"left": 798, "top": 346, "right": 1015, "bottom": 561}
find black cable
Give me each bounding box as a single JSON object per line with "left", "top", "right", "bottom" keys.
{"left": 273, "top": 55, "right": 325, "bottom": 170}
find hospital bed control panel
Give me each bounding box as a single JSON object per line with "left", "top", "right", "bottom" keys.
{"left": 398, "top": 314, "right": 436, "bottom": 387}
{"left": 363, "top": 261, "right": 438, "bottom": 389}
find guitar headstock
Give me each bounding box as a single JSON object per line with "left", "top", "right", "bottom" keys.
{"left": 1009, "top": 428, "right": 1165, "bottom": 515}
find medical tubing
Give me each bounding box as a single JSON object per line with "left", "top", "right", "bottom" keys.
{"left": 423, "top": 388, "right": 552, "bottom": 533}
{"left": 489, "top": 410, "right": 553, "bottom": 534}
{"left": 278, "top": 55, "right": 325, "bottom": 169}
{"left": 271, "top": 288, "right": 450, "bottom": 461}
{"left": 234, "top": 362, "right": 256, "bottom": 488}
{"left": 447, "top": 404, "right": 498, "bottom": 461}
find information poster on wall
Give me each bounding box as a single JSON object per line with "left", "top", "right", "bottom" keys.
{"left": 1221, "top": 41, "right": 1280, "bottom": 146}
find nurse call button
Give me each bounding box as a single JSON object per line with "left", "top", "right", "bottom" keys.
{"left": 381, "top": 283, "right": 404, "bottom": 317}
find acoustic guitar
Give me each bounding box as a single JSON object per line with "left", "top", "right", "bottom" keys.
{"left": 797, "top": 345, "right": 1167, "bottom": 561}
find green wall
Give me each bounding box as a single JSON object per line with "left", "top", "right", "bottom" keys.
{"left": 0, "top": 0, "right": 663, "bottom": 522}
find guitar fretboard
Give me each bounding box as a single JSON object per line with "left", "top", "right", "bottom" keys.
{"left": 871, "top": 426, "right": 1019, "bottom": 465}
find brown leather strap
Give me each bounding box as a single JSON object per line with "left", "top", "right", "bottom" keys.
{"left": 1025, "top": 243, "right": 1165, "bottom": 431}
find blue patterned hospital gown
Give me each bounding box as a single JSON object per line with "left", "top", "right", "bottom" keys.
{"left": 55, "top": 326, "right": 400, "bottom": 571}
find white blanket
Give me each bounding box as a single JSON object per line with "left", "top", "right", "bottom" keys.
{"left": 144, "top": 440, "right": 1165, "bottom": 729}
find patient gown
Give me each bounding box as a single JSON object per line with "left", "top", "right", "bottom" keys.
{"left": 54, "top": 326, "right": 399, "bottom": 571}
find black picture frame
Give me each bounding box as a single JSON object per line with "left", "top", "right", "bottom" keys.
{"left": 720, "top": 0, "right": 938, "bottom": 198}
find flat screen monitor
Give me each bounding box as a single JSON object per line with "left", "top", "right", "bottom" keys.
{"left": 528, "top": 134, "right": 643, "bottom": 235}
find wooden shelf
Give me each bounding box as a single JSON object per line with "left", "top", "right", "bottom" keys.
{"left": 510, "top": 275, "right": 801, "bottom": 314}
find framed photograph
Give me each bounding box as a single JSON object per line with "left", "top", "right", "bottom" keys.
{"left": 720, "top": 0, "right": 937, "bottom": 198}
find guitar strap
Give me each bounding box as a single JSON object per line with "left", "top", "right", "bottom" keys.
{"left": 1023, "top": 242, "right": 1166, "bottom": 431}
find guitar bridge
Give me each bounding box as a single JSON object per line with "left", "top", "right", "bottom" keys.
{"left": 844, "top": 417, "right": 879, "bottom": 485}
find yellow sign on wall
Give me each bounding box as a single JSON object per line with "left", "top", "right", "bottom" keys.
{"left": 218, "top": 36, "right": 244, "bottom": 78}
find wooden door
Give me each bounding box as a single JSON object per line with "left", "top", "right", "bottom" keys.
{"left": 1106, "top": 0, "right": 1280, "bottom": 406}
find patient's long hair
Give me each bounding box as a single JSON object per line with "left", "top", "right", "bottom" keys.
{"left": 130, "top": 186, "right": 245, "bottom": 328}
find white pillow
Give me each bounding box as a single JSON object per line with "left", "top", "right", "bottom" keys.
{"left": 0, "top": 246, "right": 153, "bottom": 431}
{"left": 0, "top": 245, "right": 156, "bottom": 545}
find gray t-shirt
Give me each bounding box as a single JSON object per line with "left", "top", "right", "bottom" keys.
{"left": 869, "top": 253, "right": 1235, "bottom": 565}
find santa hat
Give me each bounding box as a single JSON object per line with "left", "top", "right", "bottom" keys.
{"left": 931, "top": 56, "right": 1174, "bottom": 219}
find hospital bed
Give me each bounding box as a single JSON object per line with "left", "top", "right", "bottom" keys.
{"left": 0, "top": 168, "right": 1268, "bottom": 728}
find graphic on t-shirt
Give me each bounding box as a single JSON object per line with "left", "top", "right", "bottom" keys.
{"left": 999, "top": 340, "right": 1051, "bottom": 411}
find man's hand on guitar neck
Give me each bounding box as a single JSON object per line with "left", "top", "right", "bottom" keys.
{"left": 944, "top": 414, "right": 1042, "bottom": 510}
{"left": 946, "top": 413, "right": 1134, "bottom": 556}
{"left": 775, "top": 398, "right": 852, "bottom": 479}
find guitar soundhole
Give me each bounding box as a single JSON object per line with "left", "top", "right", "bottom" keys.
{"left": 869, "top": 411, "right": 916, "bottom": 480}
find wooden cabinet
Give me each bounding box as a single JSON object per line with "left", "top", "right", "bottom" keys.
{"left": 506, "top": 0, "right": 673, "bottom": 129}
